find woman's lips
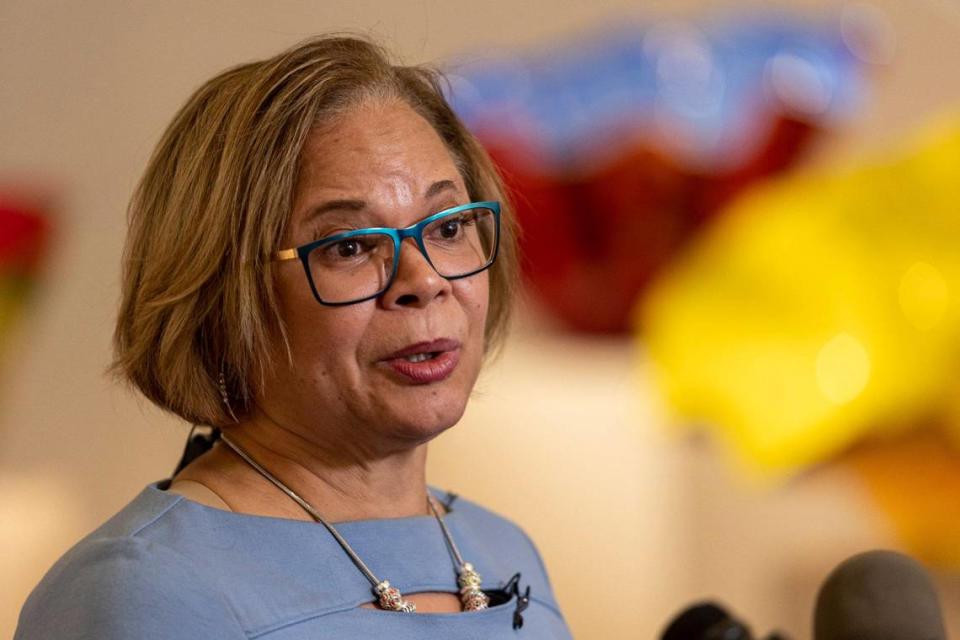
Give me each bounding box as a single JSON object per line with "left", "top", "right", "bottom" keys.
{"left": 381, "top": 339, "right": 461, "bottom": 384}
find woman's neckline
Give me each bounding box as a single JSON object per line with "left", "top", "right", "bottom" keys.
{"left": 151, "top": 479, "right": 458, "bottom": 527}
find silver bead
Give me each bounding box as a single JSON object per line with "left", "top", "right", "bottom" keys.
{"left": 376, "top": 581, "right": 416, "bottom": 613}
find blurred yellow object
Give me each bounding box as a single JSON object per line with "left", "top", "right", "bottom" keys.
{"left": 641, "top": 113, "right": 960, "bottom": 477}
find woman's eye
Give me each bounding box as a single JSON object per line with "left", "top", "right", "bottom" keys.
{"left": 336, "top": 239, "right": 360, "bottom": 257}
{"left": 440, "top": 219, "right": 461, "bottom": 239}
{"left": 438, "top": 212, "right": 477, "bottom": 239}
{"left": 321, "top": 237, "right": 371, "bottom": 261}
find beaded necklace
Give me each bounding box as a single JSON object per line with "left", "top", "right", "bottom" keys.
{"left": 219, "top": 433, "right": 489, "bottom": 613}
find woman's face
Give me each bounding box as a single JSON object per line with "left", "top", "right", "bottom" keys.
{"left": 257, "top": 99, "right": 490, "bottom": 452}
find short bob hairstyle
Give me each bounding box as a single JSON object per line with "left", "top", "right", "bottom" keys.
{"left": 112, "top": 35, "right": 518, "bottom": 428}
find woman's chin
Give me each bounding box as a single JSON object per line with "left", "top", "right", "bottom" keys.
{"left": 380, "top": 394, "right": 469, "bottom": 445}
{"left": 370, "top": 359, "right": 479, "bottom": 443}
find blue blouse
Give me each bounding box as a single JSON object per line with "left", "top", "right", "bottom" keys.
{"left": 16, "top": 483, "right": 573, "bottom": 639}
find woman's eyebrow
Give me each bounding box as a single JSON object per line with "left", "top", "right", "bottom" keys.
{"left": 301, "top": 180, "right": 459, "bottom": 227}
{"left": 301, "top": 199, "right": 366, "bottom": 227}
{"left": 424, "top": 179, "right": 458, "bottom": 200}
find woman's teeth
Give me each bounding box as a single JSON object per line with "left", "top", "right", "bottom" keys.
{"left": 404, "top": 352, "right": 436, "bottom": 363}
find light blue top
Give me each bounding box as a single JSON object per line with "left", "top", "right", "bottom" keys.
{"left": 16, "top": 482, "right": 572, "bottom": 639}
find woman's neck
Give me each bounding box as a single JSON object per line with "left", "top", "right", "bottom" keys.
{"left": 171, "top": 414, "right": 432, "bottom": 523}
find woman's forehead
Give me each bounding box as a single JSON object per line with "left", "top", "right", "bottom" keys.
{"left": 291, "top": 101, "right": 466, "bottom": 223}
{"left": 301, "top": 102, "right": 461, "bottom": 183}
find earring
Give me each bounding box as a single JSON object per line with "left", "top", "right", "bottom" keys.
{"left": 218, "top": 370, "right": 240, "bottom": 424}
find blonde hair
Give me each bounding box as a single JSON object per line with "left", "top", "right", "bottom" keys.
{"left": 112, "top": 36, "right": 518, "bottom": 427}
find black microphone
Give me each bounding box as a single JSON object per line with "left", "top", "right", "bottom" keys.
{"left": 661, "top": 601, "right": 788, "bottom": 640}
{"left": 814, "top": 549, "right": 947, "bottom": 640}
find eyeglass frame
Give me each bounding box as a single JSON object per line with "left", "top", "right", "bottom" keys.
{"left": 272, "top": 200, "right": 502, "bottom": 306}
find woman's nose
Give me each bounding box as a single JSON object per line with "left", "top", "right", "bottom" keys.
{"left": 379, "top": 238, "right": 451, "bottom": 308}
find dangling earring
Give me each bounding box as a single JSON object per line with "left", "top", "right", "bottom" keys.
{"left": 218, "top": 370, "right": 240, "bottom": 424}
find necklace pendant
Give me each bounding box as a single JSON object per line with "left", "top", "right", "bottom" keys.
{"left": 457, "top": 562, "right": 490, "bottom": 611}
{"left": 376, "top": 581, "right": 417, "bottom": 613}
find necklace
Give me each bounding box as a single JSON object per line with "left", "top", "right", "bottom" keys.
{"left": 219, "top": 433, "right": 490, "bottom": 613}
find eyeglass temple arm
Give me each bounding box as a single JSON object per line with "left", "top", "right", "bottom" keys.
{"left": 273, "top": 248, "right": 299, "bottom": 261}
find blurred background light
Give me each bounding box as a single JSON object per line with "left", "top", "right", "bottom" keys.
{"left": 815, "top": 332, "right": 871, "bottom": 405}
{"left": 841, "top": 1, "right": 898, "bottom": 65}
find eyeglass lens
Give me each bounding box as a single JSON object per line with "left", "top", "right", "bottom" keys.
{"left": 307, "top": 206, "right": 498, "bottom": 304}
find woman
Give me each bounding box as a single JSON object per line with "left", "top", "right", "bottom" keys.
{"left": 16, "top": 36, "right": 572, "bottom": 639}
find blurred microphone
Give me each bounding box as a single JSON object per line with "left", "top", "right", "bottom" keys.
{"left": 661, "top": 602, "right": 787, "bottom": 640}
{"left": 814, "top": 550, "right": 947, "bottom": 640}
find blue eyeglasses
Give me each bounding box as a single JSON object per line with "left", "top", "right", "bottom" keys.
{"left": 273, "top": 201, "right": 501, "bottom": 306}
